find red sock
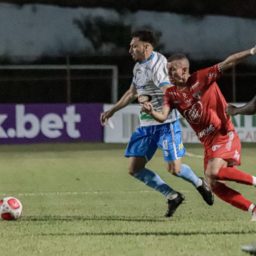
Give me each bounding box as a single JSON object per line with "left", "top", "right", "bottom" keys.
{"left": 216, "top": 167, "right": 253, "bottom": 185}
{"left": 212, "top": 182, "right": 252, "bottom": 211}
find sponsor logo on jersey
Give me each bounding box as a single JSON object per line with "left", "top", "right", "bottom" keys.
{"left": 207, "top": 72, "right": 217, "bottom": 79}
{"left": 211, "top": 144, "right": 221, "bottom": 151}
{"left": 198, "top": 124, "right": 215, "bottom": 139}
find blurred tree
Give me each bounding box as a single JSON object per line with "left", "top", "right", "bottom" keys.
{"left": 73, "top": 16, "right": 164, "bottom": 54}
{"left": 1, "top": 0, "right": 256, "bottom": 19}
{"left": 73, "top": 16, "right": 131, "bottom": 53}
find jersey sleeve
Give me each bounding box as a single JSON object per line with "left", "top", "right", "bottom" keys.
{"left": 152, "top": 56, "right": 171, "bottom": 88}
{"left": 197, "top": 64, "right": 221, "bottom": 88}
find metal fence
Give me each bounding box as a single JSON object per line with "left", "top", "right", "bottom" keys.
{"left": 0, "top": 64, "right": 118, "bottom": 104}
{"left": 0, "top": 63, "right": 255, "bottom": 103}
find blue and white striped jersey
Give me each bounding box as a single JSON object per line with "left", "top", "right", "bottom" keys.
{"left": 132, "top": 51, "right": 179, "bottom": 126}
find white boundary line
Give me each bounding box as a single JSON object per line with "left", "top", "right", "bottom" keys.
{"left": 0, "top": 152, "right": 202, "bottom": 198}
{"left": 186, "top": 151, "right": 203, "bottom": 159}
{"left": 0, "top": 190, "right": 190, "bottom": 197}
{"left": 0, "top": 191, "right": 154, "bottom": 197}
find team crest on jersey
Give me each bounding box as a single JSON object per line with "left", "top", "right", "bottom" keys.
{"left": 135, "top": 70, "right": 146, "bottom": 88}
{"left": 134, "top": 67, "right": 152, "bottom": 89}
{"left": 183, "top": 101, "right": 203, "bottom": 124}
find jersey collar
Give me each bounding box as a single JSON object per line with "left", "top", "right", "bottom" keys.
{"left": 139, "top": 52, "right": 154, "bottom": 64}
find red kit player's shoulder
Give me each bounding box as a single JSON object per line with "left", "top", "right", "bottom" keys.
{"left": 187, "top": 65, "right": 221, "bottom": 89}
{"left": 164, "top": 86, "right": 177, "bottom": 104}
{"left": 195, "top": 64, "right": 221, "bottom": 78}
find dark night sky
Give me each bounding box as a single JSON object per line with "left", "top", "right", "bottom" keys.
{"left": 1, "top": 0, "right": 256, "bottom": 18}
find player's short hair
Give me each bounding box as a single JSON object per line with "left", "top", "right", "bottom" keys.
{"left": 168, "top": 53, "right": 188, "bottom": 62}
{"left": 131, "top": 30, "right": 157, "bottom": 47}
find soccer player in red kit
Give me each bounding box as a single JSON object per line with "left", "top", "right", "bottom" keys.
{"left": 141, "top": 45, "right": 256, "bottom": 220}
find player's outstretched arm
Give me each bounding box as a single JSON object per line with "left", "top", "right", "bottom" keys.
{"left": 100, "top": 84, "right": 137, "bottom": 125}
{"left": 141, "top": 102, "right": 170, "bottom": 123}
{"left": 218, "top": 45, "right": 256, "bottom": 71}
{"left": 226, "top": 95, "right": 256, "bottom": 115}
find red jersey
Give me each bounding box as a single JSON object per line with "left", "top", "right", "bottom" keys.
{"left": 164, "top": 64, "right": 234, "bottom": 146}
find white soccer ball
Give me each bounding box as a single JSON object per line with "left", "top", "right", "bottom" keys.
{"left": 0, "top": 197, "right": 23, "bottom": 220}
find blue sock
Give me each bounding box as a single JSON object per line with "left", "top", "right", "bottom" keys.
{"left": 133, "top": 168, "right": 175, "bottom": 197}
{"left": 175, "top": 164, "right": 202, "bottom": 187}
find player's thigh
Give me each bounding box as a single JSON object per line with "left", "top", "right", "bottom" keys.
{"left": 205, "top": 158, "right": 227, "bottom": 177}
{"left": 204, "top": 131, "right": 241, "bottom": 174}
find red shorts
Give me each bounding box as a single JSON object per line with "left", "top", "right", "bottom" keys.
{"left": 204, "top": 131, "right": 241, "bottom": 170}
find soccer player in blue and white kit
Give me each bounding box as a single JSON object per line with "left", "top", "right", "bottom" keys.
{"left": 100, "top": 30, "right": 213, "bottom": 217}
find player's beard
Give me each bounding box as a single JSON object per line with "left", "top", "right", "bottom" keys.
{"left": 172, "top": 76, "right": 183, "bottom": 85}
{"left": 176, "top": 74, "right": 188, "bottom": 85}
{"left": 132, "top": 52, "right": 144, "bottom": 62}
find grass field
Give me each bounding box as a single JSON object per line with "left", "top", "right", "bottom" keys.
{"left": 0, "top": 143, "right": 255, "bottom": 256}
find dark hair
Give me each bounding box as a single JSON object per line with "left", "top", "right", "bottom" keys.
{"left": 131, "top": 30, "right": 157, "bottom": 47}
{"left": 168, "top": 53, "right": 188, "bottom": 62}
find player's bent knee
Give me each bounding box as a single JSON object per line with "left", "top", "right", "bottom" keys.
{"left": 205, "top": 170, "right": 218, "bottom": 180}
{"left": 128, "top": 167, "right": 135, "bottom": 176}
{"left": 128, "top": 167, "right": 142, "bottom": 176}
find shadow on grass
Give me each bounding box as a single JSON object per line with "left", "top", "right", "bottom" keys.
{"left": 20, "top": 215, "right": 256, "bottom": 237}
{"left": 21, "top": 215, "right": 166, "bottom": 222}
{"left": 31, "top": 230, "right": 256, "bottom": 237}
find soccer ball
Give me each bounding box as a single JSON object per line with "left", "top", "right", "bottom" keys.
{"left": 0, "top": 197, "right": 23, "bottom": 220}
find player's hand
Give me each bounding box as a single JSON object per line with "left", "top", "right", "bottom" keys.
{"left": 100, "top": 110, "right": 114, "bottom": 126}
{"left": 138, "top": 94, "right": 152, "bottom": 105}
{"left": 250, "top": 45, "right": 256, "bottom": 55}
{"left": 226, "top": 104, "right": 238, "bottom": 116}
{"left": 141, "top": 102, "right": 153, "bottom": 114}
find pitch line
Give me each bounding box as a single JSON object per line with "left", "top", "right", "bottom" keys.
{"left": 0, "top": 190, "right": 190, "bottom": 197}
{"left": 0, "top": 191, "right": 156, "bottom": 197}
{"left": 186, "top": 151, "right": 203, "bottom": 159}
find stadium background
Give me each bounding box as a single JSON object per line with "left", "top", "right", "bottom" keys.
{"left": 0, "top": 2, "right": 256, "bottom": 256}
{"left": 0, "top": 0, "right": 255, "bottom": 144}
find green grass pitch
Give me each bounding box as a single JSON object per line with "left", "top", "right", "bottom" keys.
{"left": 0, "top": 143, "right": 255, "bottom": 256}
